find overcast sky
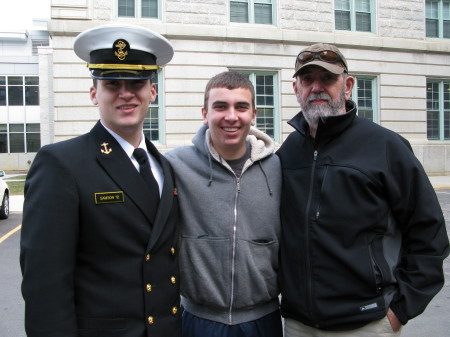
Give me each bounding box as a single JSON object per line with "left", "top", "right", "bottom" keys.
{"left": 0, "top": 0, "right": 50, "bottom": 30}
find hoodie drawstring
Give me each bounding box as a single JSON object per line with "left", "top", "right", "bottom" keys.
{"left": 258, "top": 161, "right": 273, "bottom": 196}
{"left": 207, "top": 150, "right": 214, "bottom": 187}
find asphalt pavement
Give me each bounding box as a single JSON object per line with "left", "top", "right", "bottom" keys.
{"left": 3, "top": 175, "right": 450, "bottom": 337}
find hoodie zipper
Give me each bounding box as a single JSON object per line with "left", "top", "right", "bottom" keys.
{"left": 305, "top": 149, "right": 318, "bottom": 321}
{"left": 228, "top": 176, "right": 240, "bottom": 324}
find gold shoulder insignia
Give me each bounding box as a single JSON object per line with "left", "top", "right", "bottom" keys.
{"left": 100, "top": 142, "right": 112, "bottom": 154}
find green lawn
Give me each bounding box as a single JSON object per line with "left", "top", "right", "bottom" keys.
{"left": 4, "top": 176, "right": 26, "bottom": 195}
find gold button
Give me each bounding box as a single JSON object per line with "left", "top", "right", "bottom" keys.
{"left": 148, "top": 316, "right": 154, "bottom": 325}
{"left": 146, "top": 284, "right": 152, "bottom": 292}
{"left": 170, "top": 276, "right": 176, "bottom": 284}
{"left": 170, "top": 247, "right": 175, "bottom": 255}
{"left": 171, "top": 306, "right": 178, "bottom": 315}
{"left": 145, "top": 254, "right": 150, "bottom": 261}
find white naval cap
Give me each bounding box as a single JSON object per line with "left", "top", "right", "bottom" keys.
{"left": 73, "top": 23, "right": 174, "bottom": 80}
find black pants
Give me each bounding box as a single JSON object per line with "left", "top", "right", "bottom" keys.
{"left": 182, "top": 309, "right": 283, "bottom": 337}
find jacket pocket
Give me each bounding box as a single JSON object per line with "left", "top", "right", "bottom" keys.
{"left": 368, "top": 235, "right": 389, "bottom": 295}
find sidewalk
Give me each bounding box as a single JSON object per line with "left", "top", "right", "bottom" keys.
{"left": 7, "top": 175, "right": 450, "bottom": 213}
{"left": 428, "top": 175, "right": 450, "bottom": 190}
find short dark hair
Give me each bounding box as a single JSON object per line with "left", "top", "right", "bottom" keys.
{"left": 203, "top": 71, "right": 255, "bottom": 110}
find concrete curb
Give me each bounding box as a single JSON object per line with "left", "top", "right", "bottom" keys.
{"left": 429, "top": 176, "right": 450, "bottom": 190}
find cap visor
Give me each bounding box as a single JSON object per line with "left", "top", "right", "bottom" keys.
{"left": 90, "top": 69, "right": 156, "bottom": 80}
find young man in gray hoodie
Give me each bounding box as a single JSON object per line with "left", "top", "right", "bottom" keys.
{"left": 166, "top": 71, "right": 282, "bottom": 337}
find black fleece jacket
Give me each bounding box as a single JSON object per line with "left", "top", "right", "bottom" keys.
{"left": 276, "top": 100, "right": 449, "bottom": 331}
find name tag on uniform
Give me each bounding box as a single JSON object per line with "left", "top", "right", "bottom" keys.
{"left": 95, "top": 191, "right": 125, "bottom": 205}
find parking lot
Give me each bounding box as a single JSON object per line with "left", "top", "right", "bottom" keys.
{"left": 1, "top": 190, "right": 449, "bottom": 336}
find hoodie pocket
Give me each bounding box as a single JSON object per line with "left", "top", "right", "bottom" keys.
{"left": 233, "top": 239, "right": 280, "bottom": 307}
{"left": 180, "top": 236, "right": 231, "bottom": 308}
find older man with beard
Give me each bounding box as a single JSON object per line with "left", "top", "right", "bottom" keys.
{"left": 276, "top": 43, "right": 449, "bottom": 337}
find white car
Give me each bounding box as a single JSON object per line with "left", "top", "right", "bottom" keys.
{"left": 0, "top": 170, "right": 10, "bottom": 219}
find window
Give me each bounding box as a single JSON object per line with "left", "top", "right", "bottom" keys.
{"left": 230, "top": 0, "right": 275, "bottom": 25}
{"left": 235, "top": 71, "right": 279, "bottom": 140}
{"left": 254, "top": 73, "right": 277, "bottom": 138}
{"left": 143, "top": 72, "right": 161, "bottom": 142}
{"left": 118, "top": 0, "right": 159, "bottom": 18}
{"left": 0, "top": 76, "right": 39, "bottom": 106}
{"left": 0, "top": 75, "right": 41, "bottom": 153}
{"left": 426, "top": 0, "right": 450, "bottom": 38}
{"left": 26, "top": 124, "right": 41, "bottom": 152}
{"left": 427, "top": 80, "right": 450, "bottom": 140}
{"left": 0, "top": 124, "right": 6, "bottom": 153}
{"left": 335, "top": 0, "right": 373, "bottom": 32}
{"left": 351, "top": 76, "right": 377, "bottom": 122}
{"left": 0, "top": 123, "right": 41, "bottom": 153}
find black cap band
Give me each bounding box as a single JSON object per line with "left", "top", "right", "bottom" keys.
{"left": 89, "top": 48, "right": 157, "bottom": 67}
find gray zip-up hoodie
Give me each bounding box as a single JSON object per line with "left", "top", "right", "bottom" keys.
{"left": 165, "top": 125, "right": 281, "bottom": 325}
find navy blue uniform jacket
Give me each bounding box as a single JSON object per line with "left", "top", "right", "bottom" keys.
{"left": 20, "top": 121, "right": 181, "bottom": 337}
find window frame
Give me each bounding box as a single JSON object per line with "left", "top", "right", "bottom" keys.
{"left": 0, "top": 75, "right": 40, "bottom": 107}
{"left": 229, "top": 0, "right": 277, "bottom": 26}
{"left": 426, "top": 79, "right": 450, "bottom": 141}
{"left": 0, "top": 75, "right": 41, "bottom": 153}
{"left": 26, "top": 123, "right": 41, "bottom": 152}
{"left": 117, "top": 0, "right": 161, "bottom": 19}
{"left": 233, "top": 70, "right": 280, "bottom": 142}
{"left": 350, "top": 75, "right": 378, "bottom": 123}
{"left": 334, "top": 0, "right": 375, "bottom": 33}
{"left": 0, "top": 123, "right": 41, "bottom": 153}
{"left": 143, "top": 71, "right": 165, "bottom": 144}
{"left": 426, "top": 0, "right": 450, "bottom": 39}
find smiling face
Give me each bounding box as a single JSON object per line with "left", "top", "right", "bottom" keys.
{"left": 293, "top": 65, "right": 354, "bottom": 136}
{"left": 202, "top": 87, "right": 256, "bottom": 160}
{"left": 90, "top": 79, "right": 156, "bottom": 145}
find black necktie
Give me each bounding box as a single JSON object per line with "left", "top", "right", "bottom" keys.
{"left": 133, "top": 148, "right": 160, "bottom": 204}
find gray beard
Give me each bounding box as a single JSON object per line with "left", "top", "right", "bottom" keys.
{"left": 300, "top": 89, "right": 346, "bottom": 130}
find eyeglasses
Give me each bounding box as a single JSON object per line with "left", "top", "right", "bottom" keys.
{"left": 296, "top": 50, "right": 342, "bottom": 65}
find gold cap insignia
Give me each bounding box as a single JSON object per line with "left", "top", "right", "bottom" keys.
{"left": 114, "top": 39, "right": 129, "bottom": 61}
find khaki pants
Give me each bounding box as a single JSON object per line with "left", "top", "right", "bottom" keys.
{"left": 284, "top": 317, "right": 402, "bottom": 337}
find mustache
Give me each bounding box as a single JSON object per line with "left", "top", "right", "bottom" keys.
{"left": 307, "top": 93, "right": 332, "bottom": 104}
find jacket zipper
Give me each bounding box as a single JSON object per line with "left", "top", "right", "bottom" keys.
{"left": 305, "top": 149, "right": 318, "bottom": 321}
{"left": 229, "top": 177, "right": 240, "bottom": 324}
